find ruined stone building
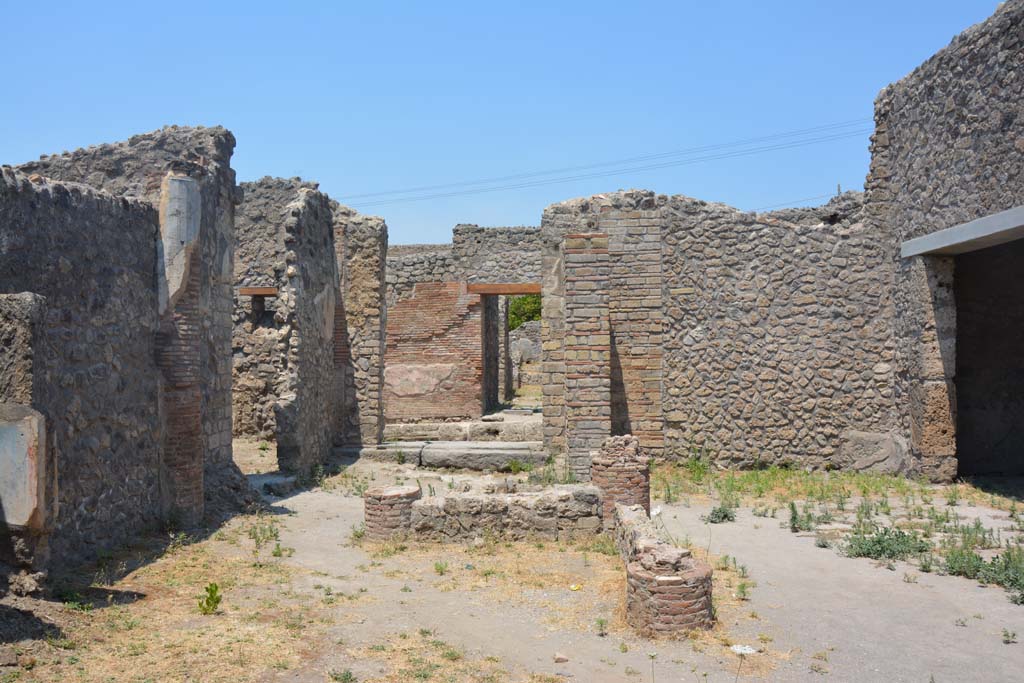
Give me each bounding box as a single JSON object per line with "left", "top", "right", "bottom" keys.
{"left": 1, "top": 0, "right": 1021, "bottom": 584}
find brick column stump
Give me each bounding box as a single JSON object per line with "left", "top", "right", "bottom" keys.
{"left": 591, "top": 434, "right": 650, "bottom": 526}
{"left": 626, "top": 549, "right": 714, "bottom": 637}
{"left": 363, "top": 485, "right": 421, "bottom": 540}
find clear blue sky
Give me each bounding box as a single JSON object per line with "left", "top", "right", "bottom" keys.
{"left": 0, "top": 1, "right": 1000, "bottom": 244}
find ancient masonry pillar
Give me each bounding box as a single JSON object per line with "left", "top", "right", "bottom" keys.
{"left": 334, "top": 215, "right": 387, "bottom": 446}
{"left": 156, "top": 173, "right": 205, "bottom": 526}
{"left": 900, "top": 254, "right": 958, "bottom": 481}
{"left": 563, "top": 233, "right": 611, "bottom": 481}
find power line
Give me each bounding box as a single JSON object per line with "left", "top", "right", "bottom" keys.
{"left": 350, "top": 128, "right": 870, "bottom": 209}
{"left": 752, "top": 193, "right": 836, "bottom": 212}
{"left": 339, "top": 118, "right": 869, "bottom": 202}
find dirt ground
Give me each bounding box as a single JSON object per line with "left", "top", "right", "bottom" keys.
{"left": 2, "top": 441, "right": 1023, "bottom": 682}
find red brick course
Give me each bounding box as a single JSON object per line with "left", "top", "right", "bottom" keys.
{"left": 363, "top": 485, "right": 421, "bottom": 540}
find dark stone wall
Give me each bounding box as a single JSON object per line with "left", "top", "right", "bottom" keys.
{"left": 662, "top": 192, "right": 899, "bottom": 470}
{"left": 955, "top": 240, "right": 1024, "bottom": 475}
{"left": 0, "top": 169, "right": 163, "bottom": 562}
{"left": 868, "top": 0, "right": 1024, "bottom": 480}
{"left": 17, "top": 125, "right": 245, "bottom": 510}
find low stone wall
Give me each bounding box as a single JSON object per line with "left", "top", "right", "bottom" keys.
{"left": 613, "top": 503, "right": 714, "bottom": 636}
{"left": 410, "top": 485, "right": 601, "bottom": 541}
{"left": 591, "top": 435, "right": 650, "bottom": 525}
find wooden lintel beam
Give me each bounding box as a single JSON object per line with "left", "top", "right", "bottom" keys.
{"left": 239, "top": 286, "right": 279, "bottom": 297}
{"left": 466, "top": 283, "right": 542, "bottom": 295}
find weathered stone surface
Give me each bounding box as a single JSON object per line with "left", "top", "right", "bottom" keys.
{"left": 332, "top": 205, "right": 387, "bottom": 446}
{"left": 837, "top": 430, "right": 911, "bottom": 474}
{"left": 0, "top": 167, "right": 163, "bottom": 563}
{"left": 0, "top": 404, "right": 48, "bottom": 531}
{"left": 158, "top": 173, "right": 201, "bottom": 315}
{"left": 408, "top": 485, "right": 601, "bottom": 541}
{"left": 0, "top": 293, "right": 44, "bottom": 406}
{"left": 233, "top": 178, "right": 339, "bottom": 474}
{"left": 18, "top": 126, "right": 246, "bottom": 520}
{"left": 419, "top": 441, "right": 546, "bottom": 471}
{"left": 868, "top": 0, "right": 1024, "bottom": 480}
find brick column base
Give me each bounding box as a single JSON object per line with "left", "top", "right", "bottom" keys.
{"left": 363, "top": 485, "right": 421, "bottom": 540}
{"left": 626, "top": 554, "right": 713, "bottom": 637}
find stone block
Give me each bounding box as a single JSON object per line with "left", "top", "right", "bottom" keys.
{"left": 0, "top": 404, "right": 50, "bottom": 531}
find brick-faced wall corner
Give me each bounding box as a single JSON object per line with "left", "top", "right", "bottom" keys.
{"left": 563, "top": 233, "right": 611, "bottom": 481}
{"left": 363, "top": 485, "right": 421, "bottom": 540}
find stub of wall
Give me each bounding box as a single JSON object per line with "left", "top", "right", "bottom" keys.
{"left": 563, "top": 233, "right": 612, "bottom": 480}
{"left": 334, "top": 207, "right": 388, "bottom": 445}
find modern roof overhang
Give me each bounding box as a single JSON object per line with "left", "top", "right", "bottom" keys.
{"left": 901, "top": 205, "right": 1024, "bottom": 258}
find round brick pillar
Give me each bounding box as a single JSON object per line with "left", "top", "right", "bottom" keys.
{"left": 625, "top": 558, "right": 714, "bottom": 637}
{"left": 591, "top": 435, "right": 650, "bottom": 525}
{"left": 363, "top": 485, "right": 421, "bottom": 540}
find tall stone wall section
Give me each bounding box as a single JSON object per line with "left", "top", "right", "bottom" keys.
{"left": 661, "top": 193, "right": 899, "bottom": 470}
{"left": 563, "top": 234, "right": 612, "bottom": 480}
{"left": 540, "top": 192, "right": 666, "bottom": 463}
{"left": 233, "top": 178, "right": 339, "bottom": 473}
{"left": 384, "top": 282, "right": 485, "bottom": 422}
{"left": 867, "top": 0, "right": 1024, "bottom": 480}
{"left": 333, "top": 206, "right": 388, "bottom": 446}
{"left": 0, "top": 169, "right": 163, "bottom": 563}
{"left": 16, "top": 126, "right": 245, "bottom": 515}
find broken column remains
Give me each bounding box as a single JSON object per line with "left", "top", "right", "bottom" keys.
{"left": 591, "top": 435, "right": 650, "bottom": 524}
{"left": 562, "top": 233, "right": 611, "bottom": 480}
{"left": 614, "top": 503, "right": 714, "bottom": 636}
{"left": 363, "top": 485, "right": 421, "bottom": 540}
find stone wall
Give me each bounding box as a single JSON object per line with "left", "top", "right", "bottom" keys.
{"left": 407, "top": 485, "right": 602, "bottom": 541}
{"left": 0, "top": 169, "right": 163, "bottom": 563}
{"left": 661, "top": 192, "right": 900, "bottom": 470}
{"left": 867, "top": 0, "right": 1024, "bottom": 480}
{"left": 233, "top": 178, "right": 339, "bottom": 473}
{"left": 17, "top": 126, "right": 244, "bottom": 515}
{"left": 451, "top": 225, "right": 542, "bottom": 283}
{"left": 333, "top": 206, "right": 388, "bottom": 445}
{"left": 540, "top": 192, "right": 666, "bottom": 465}
{"left": 384, "top": 282, "right": 484, "bottom": 422}
{"left": 385, "top": 244, "right": 455, "bottom": 306}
